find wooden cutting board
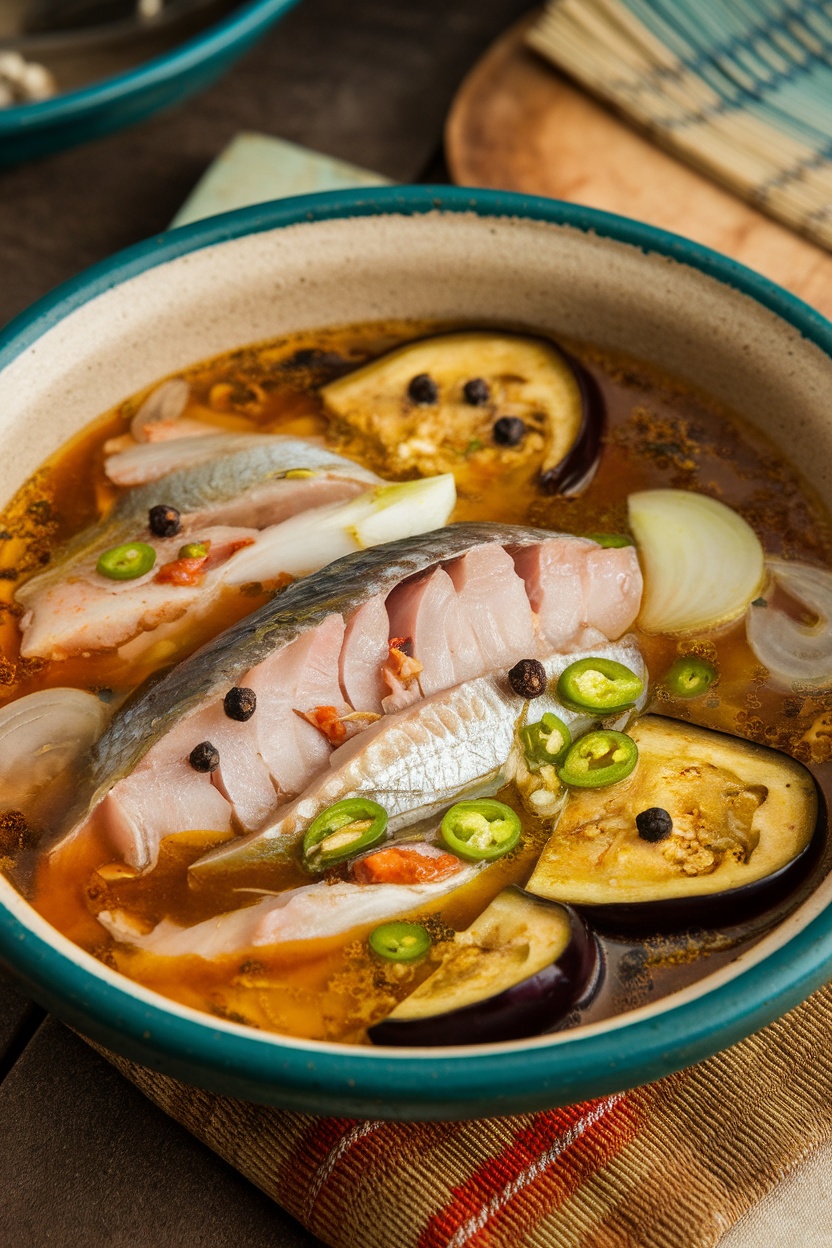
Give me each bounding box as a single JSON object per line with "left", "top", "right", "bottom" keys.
{"left": 445, "top": 14, "right": 832, "bottom": 319}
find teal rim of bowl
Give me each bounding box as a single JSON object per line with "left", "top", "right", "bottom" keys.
{"left": 0, "top": 0, "right": 300, "bottom": 136}
{"left": 1, "top": 185, "right": 831, "bottom": 1117}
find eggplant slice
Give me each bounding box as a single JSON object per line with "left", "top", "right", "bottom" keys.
{"left": 527, "top": 716, "right": 821, "bottom": 931}
{"left": 368, "top": 886, "right": 598, "bottom": 1047}
{"left": 321, "top": 332, "right": 602, "bottom": 495}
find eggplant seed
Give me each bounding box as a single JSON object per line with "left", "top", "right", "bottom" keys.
{"left": 463, "top": 377, "right": 490, "bottom": 406}
{"left": 148, "top": 504, "right": 182, "bottom": 538}
{"left": 189, "top": 741, "right": 220, "bottom": 773}
{"left": 508, "top": 658, "right": 547, "bottom": 699}
{"left": 223, "top": 686, "right": 257, "bottom": 722}
{"left": 493, "top": 416, "right": 527, "bottom": 446}
{"left": 407, "top": 374, "right": 438, "bottom": 405}
{"left": 636, "top": 807, "right": 673, "bottom": 843}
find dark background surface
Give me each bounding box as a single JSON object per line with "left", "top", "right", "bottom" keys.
{"left": 0, "top": 1, "right": 534, "bottom": 1243}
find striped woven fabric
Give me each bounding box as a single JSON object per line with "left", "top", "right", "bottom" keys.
{"left": 99, "top": 981, "right": 832, "bottom": 1248}
{"left": 527, "top": 0, "right": 832, "bottom": 251}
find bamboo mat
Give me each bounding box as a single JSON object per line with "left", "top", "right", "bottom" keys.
{"left": 445, "top": 13, "right": 832, "bottom": 318}
{"left": 528, "top": 0, "right": 832, "bottom": 251}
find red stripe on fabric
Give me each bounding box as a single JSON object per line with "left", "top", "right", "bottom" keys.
{"left": 417, "top": 1095, "right": 640, "bottom": 1248}
{"left": 304, "top": 1118, "right": 462, "bottom": 1229}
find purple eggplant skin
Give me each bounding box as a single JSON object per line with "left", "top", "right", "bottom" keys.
{"left": 577, "top": 786, "right": 827, "bottom": 937}
{"left": 539, "top": 353, "right": 605, "bottom": 496}
{"left": 368, "top": 899, "right": 600, "bottom": 1049}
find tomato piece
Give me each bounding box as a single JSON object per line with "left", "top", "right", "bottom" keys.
{"left": 299, "top": 705, "right": 348, "bottom": 745}
{"left": 154, "top": 554, "right": 209, "bottom": 586}
{"left": 352, "top": 845, "right": 462, "bottom": 885}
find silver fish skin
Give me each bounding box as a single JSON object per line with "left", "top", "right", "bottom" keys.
{"left": 17, "top": 437, "right": 379, "bottom": 601}
{"left": 64, "top": 524, "right": 590, "bottom": 829}
{"left": 189, "top": 637, "right": 646, "bottom": 881}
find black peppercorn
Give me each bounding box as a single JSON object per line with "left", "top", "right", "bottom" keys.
{"left": 463, "top": 377, "right": 490, "bottom": 405}
{"left": 223, "top": 686, "right": 257, "bottom": 721}
{"left": 148, "top": 504, "right": 181, "bottom": 538}
{"left": 508, "top": 658, "right": 547, "bottom": 699}
{"left": 635, "top": 807, "right": 673, "bottom": 843}
{"left": 407, "top": 373, "right": 439, "bottom": 404}
{"left": 189, "top": 741, "right": 220, "bottom": 772}
{"left": 493, "top": 416, "right": 527, "bottom": 446}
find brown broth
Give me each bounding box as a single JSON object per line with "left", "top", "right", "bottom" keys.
{"left": 2, "top": 319, "right": 831, "bottom": 1044}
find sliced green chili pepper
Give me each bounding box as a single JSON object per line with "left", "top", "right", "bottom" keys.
{"left": 665, "top": 657, "right": 717, "bottom": 699}
{"left": 584, "top": 532, "right": 633, "bottom": 549}
{"left": 520, "top": 712, "right": 572, "bottom": 771}
{"left": 558, "top": 729, "right": 638, "bottom": 788}
{"left": 557, "top": 657, "right": 644, "bottom": 714}
{"left": 302, "top": 797, "right": 388, "bottom": 871}
{"left": 179, "top": 541, "right": 210, "bottom": 560}
{"left": 96, "top": 541, "right": 156, "bottom": 581}
{"left": 440, "top": 798, "right": 521, "bottom": 861}
{"left": 369, "top": 921, "right": 431, "bottom": 962}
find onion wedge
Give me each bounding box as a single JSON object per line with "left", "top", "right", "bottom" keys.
{"left": 628, "top": 489, "right": 764, "bottom": 634}
{"left": 130, "top": 379, "right": 190, "bottom": 441}
{"left": 0, "top": 688, "right": 107, "bottom": 818}
{"left": 222, "top": 474, "right": 457, "bottom": 584}
{"left": 747, "top": 559, "right": 832, "bottom": 689}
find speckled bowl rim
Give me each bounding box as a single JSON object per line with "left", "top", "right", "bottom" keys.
{"left": 1, "top": 185, "right": 832, "bottom": 1119}
{"left": 0, "top": 0, "right": 299, "bottom": 138}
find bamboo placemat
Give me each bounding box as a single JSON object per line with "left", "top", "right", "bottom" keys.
{"left": 445, "top": 12, "right": 832, "bottom": 317}
{"left": 528, "top": 0, "right": 832, "bottom": 251}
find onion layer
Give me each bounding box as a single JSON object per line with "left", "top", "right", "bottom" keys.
{"left": 747, "top": 559, "right": 832, "bottom": 689}
{"left": 130, "top": 379, "right": 189, "bottom": 442}
{"left": 0, "top": 688, "right": 107, "bottom": 816}
{"left": 628, "top": 489, "right": 764, "bottom": 634}
{"left": 223, "top": 474, "right": 457, "bottom": 584}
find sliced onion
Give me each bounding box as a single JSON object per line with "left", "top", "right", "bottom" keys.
{"left": 351, "top": 474, "right": 457, "bottom": 548}
{"left": 0, "top": 688, "right": 107, "bottom": 815}
{"left": 747, "top": 559, "right": 832, "bottom": 689}
{"left": 628, "top": 489, "right": 764, "bottom": 634}
{"left": 130, "top": 379, "right": 189, "bottom": 442}
{"left": 223, "top": 474, "right": 457, "bottom": 584}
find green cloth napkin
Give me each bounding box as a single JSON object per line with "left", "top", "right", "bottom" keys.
{"left": 170, "top": 132, "right": 391, "bottom": 228}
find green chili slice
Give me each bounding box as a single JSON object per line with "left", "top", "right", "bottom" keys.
{"left": 179, "top": 541, "right": 209, "bottom": 559}
{"left": 369, "top": 921, "right": 431, "bottom": 962}
{"left": 520, "top": 712, "right": 572, "bottom": 771}
{"left": 302, "top": 797, "right": 388, "bottom": 871}
{"left": 665, "top": 657, "right": 717, "bottom": 699}
{"left": 558, "top": 729, "right": 638, "bottom": 788}
{"left": 440, "top": 798, "right": 521, "bottom": 862}
{"left": 557, "top": 657, "right": 644, "bottom": 714}
{"left": 584, "top": 532, "right": 633, "bottom": 549}
{"left": 96, "top": 541, "right": 156, "bottom": 581}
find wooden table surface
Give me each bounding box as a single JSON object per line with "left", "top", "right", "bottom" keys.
{"left": 0, "top": 2, "right": 534, "bottom": 1243}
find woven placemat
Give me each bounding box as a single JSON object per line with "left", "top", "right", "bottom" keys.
{"left": 94, "top": 981, "right": 832, "bottom": 1248}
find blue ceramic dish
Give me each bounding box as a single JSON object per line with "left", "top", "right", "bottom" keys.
{"left": 0, "top": 186, "right": 831, "bottom": 1120}
{"left": 0, "top": 0, "right": 299, "bottom": 166}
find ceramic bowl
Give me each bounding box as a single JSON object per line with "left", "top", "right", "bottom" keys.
{"left": 0, "top": 0, "right": 298, "bottom": 166}
{"left": 0, "top": 186, "right": 831, "bottom": 1120}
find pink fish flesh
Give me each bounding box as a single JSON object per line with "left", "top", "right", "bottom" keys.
{"left": 60, "top": 529, "right": 642, "bottom": 874}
